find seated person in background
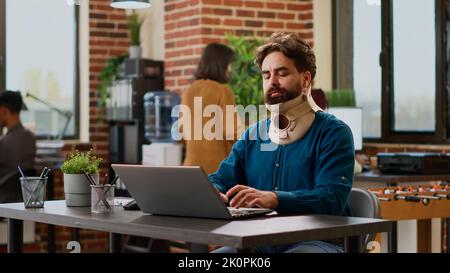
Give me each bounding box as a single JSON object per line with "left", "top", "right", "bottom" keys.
{"left": 209, "top": 32, "right": 355, "bottom": 253}
{"left": 0, "top": 91, "right": 36, "bottom": 191}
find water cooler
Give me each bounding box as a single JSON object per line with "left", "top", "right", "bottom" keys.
{"left": 142, "top": 91, "right": 182, "bottom": 166}
{"left": 107, "top": 58, "right": 164, "bottom": 166}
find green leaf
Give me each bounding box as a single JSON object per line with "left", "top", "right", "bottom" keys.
{"left": 226, "top": 35, "right": 264, "bottom": 108}
{"left": 326, "top": 89, "right": 356, "bottom": 107}
{"left": 61, "top": 149, "right": 103, "bottom": 174}
{"left": 98, "top": 54, "right": 128, "bottom": 109}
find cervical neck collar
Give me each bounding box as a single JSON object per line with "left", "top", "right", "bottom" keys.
{"left": 265, "top": 89, "right": 323, "bottom": 145}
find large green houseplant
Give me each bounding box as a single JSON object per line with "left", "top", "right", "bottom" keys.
{"left": 226, "top": 34, "right": 264, "bottom": 108}
{"left": 61, "top": 150, "right": 103, "bottom": 207}
{"left": 226, "top": 34, "right": 265, "bottom": 126}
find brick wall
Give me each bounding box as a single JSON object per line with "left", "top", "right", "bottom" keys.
{"left": 164, "top": 0, "right": 314, "bottom": 93}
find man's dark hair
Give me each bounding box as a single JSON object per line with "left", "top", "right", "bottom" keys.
{"left": 255, "top": 32, "right": 316, "bottom": 79}
{"left": 0, "top": 90, "right": 23, "bottom": 113}
{"left": 194, "top": 43, "right": 235, "bottom": 84}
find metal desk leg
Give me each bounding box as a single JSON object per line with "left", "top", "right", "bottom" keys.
{"left": 71, "top": 228, "right": 80, "bottom": 242}
{"left": 47, "top": 172, "right": 55, "bottom": 253}
{"left": 8, "top": 219, "right": 23, "bottom": 253}
{"left": 344, "top": 236, "right": 360, "bottom": 253}
{"left": 388, "top": 221, "right": 398, "bottom": 253}
{"left": 447, "top": 218, "right": 450, "bottom": 253}
{"left": 190, "top": 243, "right": 209, "bottom": 253}
{"left": 109, "top": 233, "right": 122, "bottom": 253}
{"left": 48, "top": 225, "right": 55, "bottom": 253}
{"left": 236, "top": 248, "right": 253, "bottom": 253}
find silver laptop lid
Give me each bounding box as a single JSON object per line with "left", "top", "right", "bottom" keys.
{"left": 111, "top": 165, "right": 233, "bottom": 220}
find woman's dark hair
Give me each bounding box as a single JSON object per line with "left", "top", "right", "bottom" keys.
{"left": 194, "top": 43, "right": 235, "bottom": 84}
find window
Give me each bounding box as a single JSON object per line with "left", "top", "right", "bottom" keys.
{"left": 447, "top": 0, "right": 450, "bottom": 138}
{"left": 333, "top": 0, "right": 383, "bottom": 138}
{"left": 334, "top": 0, "right": 448, "bottom": 143}
{"left": 353, "top": 0, "right": 382, "bottom": 138}
{"left": 392, "top": 0, "right": 436, "bottom": 132}
{"left": 0, "top": 0, "right": 79, "bottom": 139}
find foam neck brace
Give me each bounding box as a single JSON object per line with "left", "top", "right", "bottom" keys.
{"left": 265, "top": 89, "right": 322, "bottom": 145}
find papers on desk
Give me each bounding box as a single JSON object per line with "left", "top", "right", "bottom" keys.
{"left": 114, "top": 197, "right": 134, "bottom": 206}
{"left": 37, "top": 140, "right": 65, "bottom": 149}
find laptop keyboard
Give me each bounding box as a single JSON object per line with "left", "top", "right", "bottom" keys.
{"left": 229, "top": 209, "right": 247, "bottom": 215}
{"left": 228, "top": 208, "right": 272, "bottom": 219}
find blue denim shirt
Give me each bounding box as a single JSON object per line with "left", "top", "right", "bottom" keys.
{"left": 208, "top": 111, "right": 354, "bottom": 216}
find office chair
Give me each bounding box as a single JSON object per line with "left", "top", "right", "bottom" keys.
{"left": 348, "top": 187, "right": 381, "bottom": 253}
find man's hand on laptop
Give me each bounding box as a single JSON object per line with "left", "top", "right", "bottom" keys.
{"left": 226, "top": 185, "right": 278, "bottom": 209}
{"left": 215, "top": 188, "right": 229, "bottom": 204}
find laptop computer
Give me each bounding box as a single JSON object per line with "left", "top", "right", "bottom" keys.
{"left": 111, "top": 164, "right": 273, "bottom": 220}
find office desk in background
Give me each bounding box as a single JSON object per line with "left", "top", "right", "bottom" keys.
{"left": 354, "top": 170, "right": 450, "bottom": 186}
{"left": 354, "top": 170, "right": 450, "bottom": 253}
{"left": 0, "top": 201, "right": 392, "bottom": 253}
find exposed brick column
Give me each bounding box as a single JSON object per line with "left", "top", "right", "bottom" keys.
{"left": 89, "top": 0, "right": 131, "bottom": 159}
{"left": 61, "top": 0, "right": 132, "bottom": 253}
{"left": 164, "top": 0, "right": 314, "bottom": 93}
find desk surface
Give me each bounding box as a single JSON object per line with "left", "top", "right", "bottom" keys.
{"left": 0, "top": 201, "right": 392, "bottom": 249}
{"left": 355, "top": 170, "right": 450, "bottom": 184}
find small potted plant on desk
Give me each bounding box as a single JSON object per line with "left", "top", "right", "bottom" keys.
{"left": 61, "top": 150, "right": 102, "bottom": 207}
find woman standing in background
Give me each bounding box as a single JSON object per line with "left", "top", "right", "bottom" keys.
{"left": 181, "top": 43, "right": 242, "bottom": 175}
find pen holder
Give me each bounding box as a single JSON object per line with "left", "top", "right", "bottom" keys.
{"left": 20, "top": 177, "right": 47, "bottom": 208}
{"left": 90, "top": 184, "right": 114, "bottom": 213}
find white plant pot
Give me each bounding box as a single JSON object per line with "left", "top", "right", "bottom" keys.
{"left": 129, "top": 46, "right": 141, "bottom": 59}
{"left": 63, "top": 173, "right": 99, "bottom": 207}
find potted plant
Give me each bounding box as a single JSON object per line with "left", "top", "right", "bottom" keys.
{"left": 226, "top": 34, "right": 264, "bottom": 108}
{"left": 98, "top": 54, "right": 128, "bottom": 116}
{"left": 128, "top": 11, "right": 143, "bottom": 59}
{"left": 61, "top": 150, "right": 102, "bottom": 207}
{"left": 325, "top": 89, "right": 356, "bottom": 107}
{"left": 226, "top": 34, "right": 265, "bottom": 126}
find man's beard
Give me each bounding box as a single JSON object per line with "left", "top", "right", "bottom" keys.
{"left": 264, "top": 87, "right": 300, "bottom": 105}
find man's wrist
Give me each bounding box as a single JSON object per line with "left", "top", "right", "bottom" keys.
{"left": 270, "top": 191, "right": 279, "bottom": 209}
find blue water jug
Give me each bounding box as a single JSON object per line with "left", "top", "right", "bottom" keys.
{"left": 143, "top": 91, "right": 180, "bottom": 143}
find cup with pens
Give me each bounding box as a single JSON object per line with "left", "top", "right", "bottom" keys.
{"left": 84, "top": 172, "right": 119, "bottom": 214}
{"left": 18, "top": 165, "right": 51, "bottom": 209}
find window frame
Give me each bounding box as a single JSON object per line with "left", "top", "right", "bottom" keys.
{"left": 0, "top": 1, "right": 81, "bottom": 140}
{"left": 333, "top": 0, "right": 449, "bottom": 144}
{"left": 381, "top": 0, "right": 447, "bottom": 143}
{"left": 0, "top": 1, "right": 5, "bottom": 90}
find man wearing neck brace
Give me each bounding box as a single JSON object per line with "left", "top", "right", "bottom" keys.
{"left": 209, "top": 32, "right": 355, "bottom": 253}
